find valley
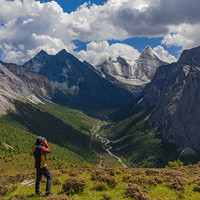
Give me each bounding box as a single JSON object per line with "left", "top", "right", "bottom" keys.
{"left": 0, "top": 45, "right": 200, "bottom": 199}
{"left": 90, "top": 121, "right": 128, "bottom": 168}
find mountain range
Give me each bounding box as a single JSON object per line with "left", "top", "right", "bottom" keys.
{"left": 96, "top": 46, "right": 167, "bottom": 94}
{"left": 23, "top": 49, "right": 134, "bottom": 111}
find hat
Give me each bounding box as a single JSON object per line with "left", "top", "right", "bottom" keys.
{"left": 36, "top": 136, "right": 44, "bottom": 144}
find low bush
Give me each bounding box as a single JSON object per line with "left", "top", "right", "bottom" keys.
{"left": 91, "top": 170, "right": 117, "bottom": 188}
{"left": 69, "top": 170, "right": 78, "bottom": 177}
{"left": 145, "top": 169, "right": 159, "bottom": 176}
{"left": 166, "top": 159, "right": 183, "bottom": 168}
{"left": 193, "top": 184, "right": 200, "bottom": 192}
{"left": 93, "top": 181, "right": 107, "bottom": 191}
{"left": 102, "top": 193, "right": 111, "bottom": 200}
{"left": 0, "top": 184, "right": 17, "bottom": 196}
{"left": 124, "top": 183, "right": 150, "bottom": 200}
{"left": 62, "top": 178, "right": 87, "bottom": 195}
{"left": 52, "top": 178, "right": 61, "bottom": 186}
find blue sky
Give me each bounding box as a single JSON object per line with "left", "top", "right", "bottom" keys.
{"left": 39, "top": 0, "right": 107, "bottom": 13}
{"left": 0, "top": 0, "right": 199, "bottom": 65}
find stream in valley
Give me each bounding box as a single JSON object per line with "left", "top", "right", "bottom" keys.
{"left": 90, "top": 123, "right": 128, "bottom": 168}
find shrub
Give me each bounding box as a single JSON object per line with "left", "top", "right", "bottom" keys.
{"left": 9, "top": 194, "right": 27, "bottom": 200}
{"left": 166, "top": 159, "right": 183, "bottom": 168}
{"left": 168, "top": 180, "right": 185, "bottom": 192}
{"left": 0, "top": 184, "right": 10, "bottom": 196}
{"left": 102, "top": 193, "right": 111, "bottom": 200}
{"left": 91, "top": 170, "right": 105, "bottom": 181}
{"left": 0, "top": 184, "right": 17, "bottom": 196}
{"left": 124, "top": 184, "right": 150, "bottom": 200}
{"left": 145, "top": 169, "right": 159, "bottom": 176}
{"left": 69, "top": 170, "right": 78, "bottom": 177}
{"left": 107, "top": 169, "right": 116, "bottom": 176}
{"left": 122, "top": 174, "right": 133, "bottom": 182}
{"left": 93, "top": 181, "right": 107, "bottom": 191}
{"left": 53, "top": 178, "right": 61, "bottom": 186}
{"left": 98, "top": 174, "right": 117, "bottom": 188}
{"left": 62, "top": 178, "right": 87, "bottom": 195}
{"left": 193, "top": 184, "right": 200, "bottom": 192}
{"left": 91, "top": 170, "right": 117, "bottom": 188}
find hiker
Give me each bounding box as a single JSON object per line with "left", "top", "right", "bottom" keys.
{"left": 32, "top": 136, "right": 52, "bottom": 196}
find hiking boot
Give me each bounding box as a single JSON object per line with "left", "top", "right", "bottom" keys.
{"left": 45, "top": 192, "right": 55, "bottom": 196}
{"left": 36, "top": 191, "right": 43, "bottom": 196}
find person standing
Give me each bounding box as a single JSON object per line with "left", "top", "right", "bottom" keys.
{"left": 32, "top": 136, "right": 52, "bottom": 196}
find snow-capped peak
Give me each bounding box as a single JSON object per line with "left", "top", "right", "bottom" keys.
{"left": 140, "top": 45, "right": 156, "bottom": 58}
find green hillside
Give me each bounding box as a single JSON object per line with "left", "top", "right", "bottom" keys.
{"left": 0, "top": 100, "right": 100, "bottom": 173}
{"left": 101, "top": 110, "right": 179, "bottom": 168}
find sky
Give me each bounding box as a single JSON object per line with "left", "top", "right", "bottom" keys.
{"left": 0, "top": 0, "right": 200, "bottom": 66}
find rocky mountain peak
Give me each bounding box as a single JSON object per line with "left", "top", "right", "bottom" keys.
{"left": 178, "top": 46, "right": 200, "bottom": 66}
{"left": 34, "top": 50, "right": 49, "bottom": 60}
{"left": 56, "top": 49, "right": 67, "bottom": 57}
{"left": 140, "top": 45, "right": 155, "bottom": 58}
{"left": 24, "top": 50, "right": 49, "bottom": 73}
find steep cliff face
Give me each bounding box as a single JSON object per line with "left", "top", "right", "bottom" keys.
{"left": 135, "top": 46, "right": 167, "bottom": 81}
{"left": 1, "top": 61, "right": 56, "bottom": 99}
{"left": 0, "top": 62, "right": 42, "bottom": 116}
{"left": 133, "top": 46, "right": 200, "bottom": 155}
{"left": 96, "top": 46, "right": 167, "bottom": 95}
{"left": 23, "top": 50, "right": 134, "bottom": 110}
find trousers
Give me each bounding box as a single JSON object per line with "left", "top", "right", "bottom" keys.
{"left": 35, "top": 166, "right": 52, "bottom": 194}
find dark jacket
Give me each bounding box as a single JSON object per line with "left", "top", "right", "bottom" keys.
{"left": 32, "top": 143, "right": 51, "bottom": 168}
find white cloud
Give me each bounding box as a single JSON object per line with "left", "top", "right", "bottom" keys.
{"left": 162, "top": 23, "right": 200, "bottom": 50}
{"left": 76, "top": 41, "right": 140, "bottom": 66}
{"left": 153, "top": 45, "right": 177, "bottom": 63}
{"left": 0, "top": 0, "right": 200, "bottom": 64}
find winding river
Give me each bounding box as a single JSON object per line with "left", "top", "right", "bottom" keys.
{"left": 90, "top": 123, "right": 128, "bottom": 168}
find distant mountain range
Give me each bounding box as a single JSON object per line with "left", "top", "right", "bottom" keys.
{"left": 96, "top": 46, "right": 167, "bottom": 95}
{"left": 0, "top": 45, "right": 166, "bottom": 114}
{"left": 23, "top": 49, "right": 134, "bottom": 111}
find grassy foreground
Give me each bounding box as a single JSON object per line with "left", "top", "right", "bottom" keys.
{"left": 1, "top": 163, "right": 200, "bottom": 200}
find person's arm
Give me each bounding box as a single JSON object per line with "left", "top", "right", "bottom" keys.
{"left": 41, "top": 141, "right": 51, "bottom": 154}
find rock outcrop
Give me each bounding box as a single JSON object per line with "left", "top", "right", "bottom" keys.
{"left": 0, "top": 62, "right": 42, "bottom": 116}
{"left": 131, "top": 46, "right": 200, "bottom": 153}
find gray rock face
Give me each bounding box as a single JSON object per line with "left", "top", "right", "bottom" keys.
{"left": 180, "top": 147, "right": 197, "bottom": 158}
{"left": 132, "top": 46, "right": 200, "bottom": 152}
{"left": 0, "top": 62, "right": 42, "bottom": 116}
{"left": 96, "top": 46, "right": 167, "bottom": 95}
{"left": 135, "top": 46, "right": 167, "bottom": 81}
{"left": 3, "top": 62, "right": 57, "bottom": 99}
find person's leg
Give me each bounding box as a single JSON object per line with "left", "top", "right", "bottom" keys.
{"left": 35, "top": 168, "right": 43, "bottom": 194}
{"left": 41, "top": 166, "right": 52, "bottom": 195}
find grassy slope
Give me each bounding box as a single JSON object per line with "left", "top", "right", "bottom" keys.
{"left": 1, "top": 164, "right": 200, "bottom": 199}
{"left": 0, "top": 101, "right": 100, "bottom": 173}
{"left": 101, "top": 111, "right": 179, "bottom": 168}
